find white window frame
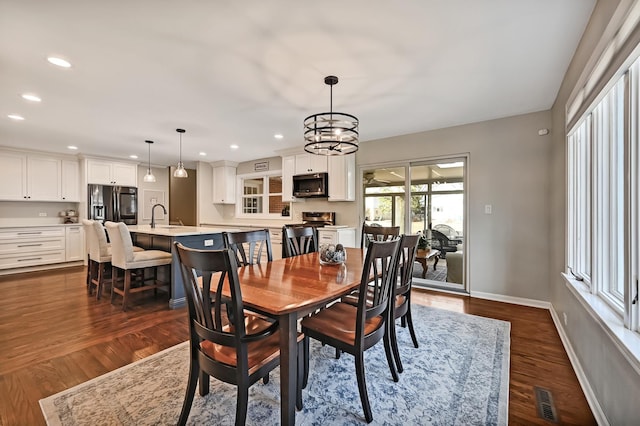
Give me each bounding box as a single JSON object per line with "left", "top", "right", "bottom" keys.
{"left": 235, "top": 170, "right": 289, "bottom": 219}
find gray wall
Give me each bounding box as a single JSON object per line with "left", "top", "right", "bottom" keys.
{"left": 550, "top": 0, "right": 640, "bottom": 423}
{"left": 136, "top": 165, "right": 170, "bottom": 226}
{"left": 355, "top": 111, "right": 552, "bottom": 301}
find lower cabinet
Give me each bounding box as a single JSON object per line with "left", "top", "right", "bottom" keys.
{"left": 317, "top": 228, "right": 356, "bottom": 248}
{"left": 65, "top": 225, "right": 84, "bottom": 261}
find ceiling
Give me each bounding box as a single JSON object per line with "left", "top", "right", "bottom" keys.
{"left": 0, "top": 1, "right": 595, "bottom": 168}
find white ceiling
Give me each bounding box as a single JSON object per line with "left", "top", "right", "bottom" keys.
{"left": 0, "top": 0, "right": 595, "bottom": 167}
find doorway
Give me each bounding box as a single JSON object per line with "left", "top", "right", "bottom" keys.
{"left": 362, "top": 157, "right": 467, "bottom": 293}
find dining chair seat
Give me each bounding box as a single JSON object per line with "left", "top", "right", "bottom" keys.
{"left": 301, "top": 302, "right": 383, "bottom": 346}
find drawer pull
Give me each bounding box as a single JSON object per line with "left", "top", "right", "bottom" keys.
{"left": 17, "top": 232, "right": 43, "bottom": 235}
{"left": 18, "top": 243, "right": 43, "bottom": 247}
{"left": 18, "top": 257, "right": 43, "bottom": 262}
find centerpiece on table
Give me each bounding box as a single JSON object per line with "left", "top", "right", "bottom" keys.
{"left": 319, "top": 243, "right": 346, "bottom": 265}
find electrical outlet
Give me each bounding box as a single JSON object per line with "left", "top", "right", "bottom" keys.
{"left": 563, "top": 312, "right": 567, "bottom": 326}
{"left": 484, "top": 204, "right": 492, "bottom": 214}
{"left": 38, "top": 212, "right": 47, "bottom": 217}
{"left": 204, "top": 239, "right": 213, "bottom": 247}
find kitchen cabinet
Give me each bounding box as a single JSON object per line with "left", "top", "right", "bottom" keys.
{"left": 0, "top": 226, "right": 67, "bottom": 270}
{"left": 212, "top": 162, "right": 237, "bottom": 204}
{"left": 87, "top": 159, "right": 137, "bottom": 186}
{"left": 327, "top": 155, "right": 355, "bottom": 201}
{"left": 27, "top": 157, "right": 61, "bottom": 201}
{"left": 65, "top": 225, "right": 83, "bottom": 261}
{"left": 317, "top": 227, "right": 356, "bottom": 248}
{"left": 295, "top": 153, "right": 327, "bottom": 175}
{"left": 0, "top": 152, "right": 27, "bottom": 200}
{"left": 61, "top": 160, "right": 80, "bottom": 201}
{"left": 281, "top": 156, "right": 296, "bottom": 202}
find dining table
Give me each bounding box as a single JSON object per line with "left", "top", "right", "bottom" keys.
{"left": 222, "top": 247, "right": 366, "bottom": 425}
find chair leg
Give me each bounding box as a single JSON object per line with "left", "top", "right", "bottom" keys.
{"left": 96, "top": 263, "right": 105, "bottom": 300}
{"left": 199, "top": 371, "right": 210, "bottom": 396}
{"left": 296, "top": 340, "right": 304, "bottom": 411}
{"left": 406, "top": 308, "right": 419, "bottom": 349}
{"left": 302, "top": 336, "right": 310, "bottom": 389}
{"left": 110, "top": 266, "right": 117, "bottom": 304}
{"left": 335, "top": 347, "right": 341, "bottom": 359}
{"left": 86, "top": 256, "right": 92, "bottom": 293}
{"left": 235, "top": 386, "right": 249, "bottom": 426}
{"left": 262, "top": 373, "right": 269, "bottom": 384}
{"left": 355, "top": 352, "right": 373, "bottom": 423}
{"left": 122, "top": 270, "right": 132, "bottom": 311}
{"left": 390, "top": 319, "right": 404, "bottom": 374}
{"left": 177, "top": 359, "right": 199, "bottom": 426}
{"left": 401, "top": 316, "right": 407, "bottom": 328}
{"left": 383, "top": 326, "right": 399, "bottom": 382}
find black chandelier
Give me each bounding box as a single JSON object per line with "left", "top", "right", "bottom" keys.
{"left": 304, "top": 75, "right": 359, "bottom": 155}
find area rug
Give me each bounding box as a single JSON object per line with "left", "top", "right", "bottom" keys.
{"left": 40, "top": 305, "right": 510, "bottom": 425}
{"left": 413, "top": 259, "right": 448, "bottom": 282}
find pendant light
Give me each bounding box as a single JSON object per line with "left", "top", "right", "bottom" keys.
{"left": 173, "top": 128, "right": 188, "bottom": 178}
{"left": 143, "top": 140, "right": 156, "bottom": 183}
{"left": 304, "top": 75, "right": 359, "bottom": 155}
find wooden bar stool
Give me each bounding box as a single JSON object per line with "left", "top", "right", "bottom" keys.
{"left": 104, "top": 221, "right": 172, "bottom": 311}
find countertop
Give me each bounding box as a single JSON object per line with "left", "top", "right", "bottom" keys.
{"left": 127, "top": 225, "right": 241, "bottom": 237}
{"left": 0, "top": 222, "right": 83, "bottom": 229}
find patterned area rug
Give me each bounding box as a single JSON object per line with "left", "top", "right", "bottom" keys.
{"left": 413, "top": 258, "right": 448, "bottom": 282}
{"left": 40, "top": 305, "right": 510, "bottom": 425}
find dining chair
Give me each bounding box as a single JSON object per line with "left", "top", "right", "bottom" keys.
{"left": 174, "top": 242, "right": 303, "bottom": 426}
{"left": 301, "top": 238, "right": 402, "bottom": 423}
{"left": 104, "top": 221, "right": 172, "bottom": 311}
{"left": 360, "top": 222, "right": 400, "bottom": 248}
{"left": 223, "top": 228, "right": 272, "bottom": 265}
{"left": 282, "top": 225, "right": 317, "bottom": 258}
{"left": 389, "top": 234, "right": 420, "bottom": 373}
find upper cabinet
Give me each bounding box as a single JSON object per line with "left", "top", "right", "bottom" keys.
{"left": 282, "top": 156, "right": 296, "bottom": 202}
{"left": 0, "top": 151, "right": 80, "bottom": 202}
{"left": 328, "top": 155, "right": 355, "bottom": 202}
{"left": 295, "top": 153, "right": 328, "bottom": 174}
{"left": 87, "top": 159, "right": 137, "bottom": 186}
{"left": 212, "top": 161, "right": 237, "bottom": 204}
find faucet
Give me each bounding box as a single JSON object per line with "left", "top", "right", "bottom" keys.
{"left": 150, "top": 204, "right": 167, "bottom": 228}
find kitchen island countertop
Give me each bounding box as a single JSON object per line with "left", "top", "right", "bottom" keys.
{"left": 127, "top": 225, "right": 241, "bottom": 237}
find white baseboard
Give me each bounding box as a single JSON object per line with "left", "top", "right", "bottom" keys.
{"left": 549, "top": 305, "right": 609, "bottom": 426}
{"left": 470, "top": 290, "right": 551, "bottom": 309}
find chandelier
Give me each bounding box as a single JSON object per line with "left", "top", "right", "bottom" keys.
{"left": 304, "top": 75, "right": 359, "bottom": 155}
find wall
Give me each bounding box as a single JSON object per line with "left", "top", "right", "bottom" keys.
{"left": 0, "top": 201, "right": 79, "bottom": 226}
{"left": 136, "top": 165, "right": 170, "bottom": 226}
{"left": 356, "top": 111, "right": 552, "bottom": 301}
{"left": 549, "top": 0, "right": 640, "bottom": 423}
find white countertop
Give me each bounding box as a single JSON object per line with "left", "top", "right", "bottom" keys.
{"left": 0, "top": 222, "right": 82, "bottom": 229}
{"left": 127, "top": 224, "right": 241, "bottom": 237}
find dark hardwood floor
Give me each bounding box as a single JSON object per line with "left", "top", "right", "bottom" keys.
{"left": 0, "top": 266, "right": 595, "bottom": 425}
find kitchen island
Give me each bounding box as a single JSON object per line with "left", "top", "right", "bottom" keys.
{"left": 127, "top": 225, "right": 240, "bottom": 309}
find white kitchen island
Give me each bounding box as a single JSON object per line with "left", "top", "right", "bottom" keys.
{"left": 127, "top": 225, "right": 240, "bottom": 309}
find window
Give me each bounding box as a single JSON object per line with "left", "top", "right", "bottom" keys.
{"left": 567, "top": 63, "right": 638, "bottom": 330}
{"left": 236, "top": 172, "right": 289, "bottom": 218}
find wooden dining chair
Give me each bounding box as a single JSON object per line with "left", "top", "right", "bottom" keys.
{"left": 389, "top": 234, "right": 420, "bottom": 373}
{"left": 174, "top": 242, "right": 303, "bottom": 426}
{"left": 282, "top": 225, "right": 317, "bottom": 257}
{"left": 360, "top": 222, "right": 400, "bottom": 248}
{"left": 301, "top": 238, "right": 402, "bottom": 423}
{"left": 223, "top": 228, "right": 272, "bottom": 265}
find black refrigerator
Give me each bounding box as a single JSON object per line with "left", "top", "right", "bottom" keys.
{"left": 88, "top": 184, "right": 138, "bottom": 224}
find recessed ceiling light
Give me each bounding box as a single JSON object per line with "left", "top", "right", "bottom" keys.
{"left": 199, "top": 152, "right": 207, "bottom": 156}
{"left": 274, "top": 134, "right": 283, "bottom": 139}
{"left": 129, "top": 155, "right": 138, "bottom": 159}
{"left": 67, "top": 145, "right": 78, "bottom": 150}
{"left": 47, "top": 57, "right": 71, "bottom": 68}
{"left": 22, "top": 94, "right": 42, "bottom": 102}
{"left": 230, "top": 144, "right": 239, "bottom": 149}
{"left": 8, "top": 114, "right": 25, "bottom": 121}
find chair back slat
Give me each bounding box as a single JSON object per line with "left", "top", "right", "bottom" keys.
{"left": 223, "top": 229, "right": 273, "bottom": 265}
{"left": 361, "top": 222, "right": 400, "bottom": 248}
{"left": 396, "top": 234, "right": 419, "bottom": 296}
{"left": 283, "top": 226, "right": 318, "bottom": 257}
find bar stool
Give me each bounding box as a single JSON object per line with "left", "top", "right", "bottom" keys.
{"left": 104, "top": 221, "right": 172, "bottom": 311}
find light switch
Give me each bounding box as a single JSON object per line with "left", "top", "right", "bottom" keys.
{"left": 484, "top": 204, "right": 492, "bottom": 214}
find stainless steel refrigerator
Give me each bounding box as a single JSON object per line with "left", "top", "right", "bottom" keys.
{"left": 88, "top": 184, "right": 138, "bottom": 224}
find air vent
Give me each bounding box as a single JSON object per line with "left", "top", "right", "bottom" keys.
{"left": 534, "top": 386, "right": 558, "bottom": 423}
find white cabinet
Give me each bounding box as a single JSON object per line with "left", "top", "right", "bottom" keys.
{"left": 268, "top": 228, "right": 283, "bottom": 261}
{"left": 27, "top": 156, "right": 61, "bottom": 201}
{"left": 0, "top": 152, "right": 27, "bottom": 200}
{"left": 61, "top": 160, "right": 80, "bottom": 201}
{"left": 212, "top": 162, "right": 237, "bottom": 204}
{"left": 0, "top": 227, "right": 67, "bottom": 270}
{"left": 318, "top": 227, "right": 356, "bottom": 248}
{"left": 65, "top": 225, "right": 83, "bottom": 261}
{"left": 328, "top": 155, "right": 355, "bottom": 201}
{"left": 281, "top": 156, "right": 296, "bottom": 202}
{"left": 295, "top": 153, "right": 327, "bottom": 174}
{"left": 87, "top": 159, "right": 137, "bottom": 186}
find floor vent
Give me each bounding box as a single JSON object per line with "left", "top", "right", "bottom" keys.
{"left": 534, "top": 386, "right": 558, "bottom": 423}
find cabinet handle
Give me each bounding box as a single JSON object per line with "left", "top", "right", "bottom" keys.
{"left": 18, "top": 243, "right": 43, "bottom": 247}
{"left": 18, "top": 257, "right": 43, "bottom": 262}
{"left": 17, "top": 231, "right": 43, "bottom": 235}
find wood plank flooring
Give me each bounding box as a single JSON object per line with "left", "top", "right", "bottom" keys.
{"left": 0, "top": 267, "right": 595, "bottom": 425}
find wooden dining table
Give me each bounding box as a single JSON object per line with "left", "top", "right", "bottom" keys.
{"left": 226, "top": 247, "right": 366, "bottom": 425}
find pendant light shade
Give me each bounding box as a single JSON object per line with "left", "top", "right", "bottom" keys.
{"left": 143, "top": 140, "right": 156, "bottom": 183}
{"left": 173, "top": 128, "right": 188, "bottom": 178}
{"left": 304, "top": 75, "right": 359, "bottom": 155}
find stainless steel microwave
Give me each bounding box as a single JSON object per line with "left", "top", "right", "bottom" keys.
{"left": 292, "top": 173, "right": 328, "bottom": 198}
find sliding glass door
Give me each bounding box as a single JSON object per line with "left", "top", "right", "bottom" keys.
{"left": 363, "top": 158, "right": 467, "bottom": 292}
